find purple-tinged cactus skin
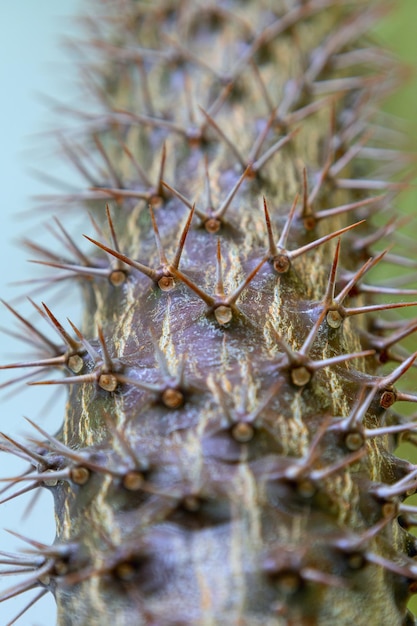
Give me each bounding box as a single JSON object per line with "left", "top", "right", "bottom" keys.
{"left": 2, "top": 1, "right": 417, "bottom": 625}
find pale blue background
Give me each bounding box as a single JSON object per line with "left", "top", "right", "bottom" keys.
{"left": 0, "top": 3, "right": 416, "bottom": 625}
{"left": 0, "top": 4, "right": 79, "bottom": 625}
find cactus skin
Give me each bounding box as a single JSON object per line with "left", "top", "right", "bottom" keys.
{"left": 2, "top": 1, "right": 417, "bottom": 625}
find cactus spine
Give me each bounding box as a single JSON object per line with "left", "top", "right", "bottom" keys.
{"left": 1, "top": 1, "right": 417, "bottom": 625}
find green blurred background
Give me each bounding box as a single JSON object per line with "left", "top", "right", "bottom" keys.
{"left": 376, "top": 0, "right": 417, "bottom": 214}
{"left": 0, "top": 2, "right": 416, "bottom": 624}
{"left": 377, "top": 2, "right": 417, "bottom": 616}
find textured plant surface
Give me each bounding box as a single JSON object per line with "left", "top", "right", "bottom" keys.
{"left": 1, "top": 1, "right": 417, "bottom": 625}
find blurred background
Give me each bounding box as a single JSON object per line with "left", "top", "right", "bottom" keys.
{"left": 0, "top": 4, "right": 80, "bottom": 625}
{"left": 0, "top": 2, "right": 416, "bottom": 624}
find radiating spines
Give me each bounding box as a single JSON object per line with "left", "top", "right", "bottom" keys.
{"left": 25, "top": 208, "right": 129, "bottom": 289}
{"left": 327, "top": 387, "right": 417, "bottom": 460}
{"left": 168, "top": 238, "right": 266, "bottom": 325}
{"left": 118, "top": 338, "right": 189, "bottom": 410}
{"left": 162, "top": 163, "right": 251, "bottom": 233}
{"left": 0, "top": 428, "right": 55, "bottom": 507}
{"left": 312, "top": 243, "right": 417, "bottom": 331}
{"left": 90, "top": 141, "right": 169, "bottom": 207}
{"left": 84, "top": 203, "right": 195, "bottom": 291}
{"left": 0, "top": 301, "right": 87, "bottom": 392}
{"left": 201, "top": 375, "right": 285, "bottom": 461}
{"left": 262, "top": 196, "right": 370, "bottom": 277}
{"left": 273, "top": 336, "right": 374, "bottom": 390}
{"left": 0, "top": 528, "right": 85, "bottom": 626}
{"left": 0, "top": 413, "right": 155, "bottom": 519}
{"left": 360, "top": 317, "right": 417, "bottom": 366}
{"left": 28, "top": 321, "right": 124, "bottom": 393}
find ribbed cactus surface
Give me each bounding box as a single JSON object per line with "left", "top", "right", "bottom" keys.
{"left": 2, "top": 1, "right": 417, "bottom": 625}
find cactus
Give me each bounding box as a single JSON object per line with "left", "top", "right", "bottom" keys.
{"left": 1, "top": 1, "right": 417, "bottom": 624}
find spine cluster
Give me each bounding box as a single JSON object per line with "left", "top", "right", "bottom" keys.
{"left": 1, "top": 1, "right": 417, "bottom": 625}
